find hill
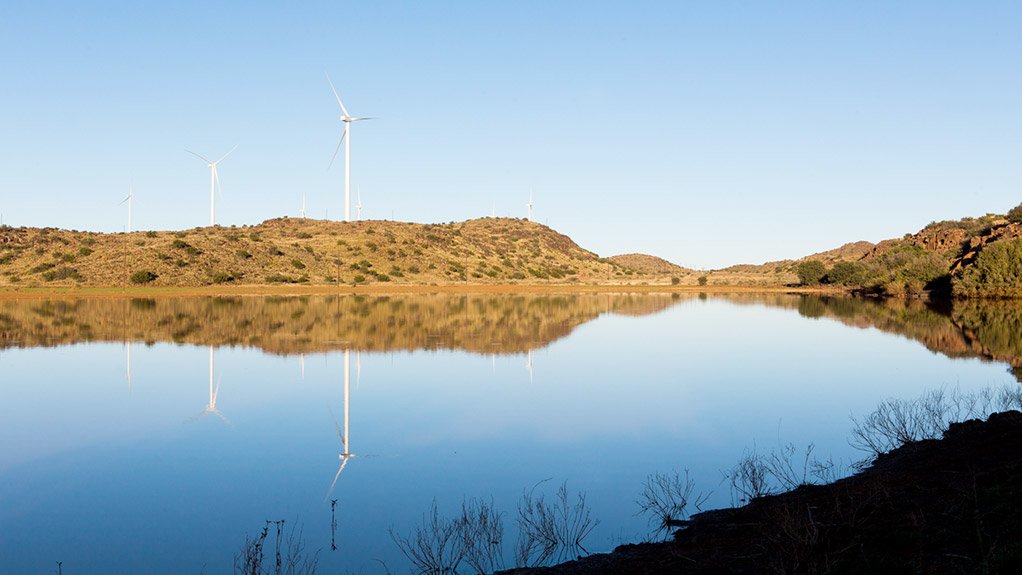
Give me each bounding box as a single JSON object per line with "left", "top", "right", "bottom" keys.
{"left": 790, "top": 211, "right": 1022, "bottom": 297}
{"left": 0, "top": 217, "right": 656, "bottom": 288}
{"left": 607, "top": 253, "right": 692, "bottom": 275}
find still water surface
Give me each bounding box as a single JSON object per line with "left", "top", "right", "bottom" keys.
{"left": 1, "top": 293, "right": 1020, "bottom": 573}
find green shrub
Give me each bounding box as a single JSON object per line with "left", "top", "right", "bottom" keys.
{"left": 77, "top": 247, "right": 93, "bottom": 257}
{"left": 236, "top": 249, "right": 252, "bottom": 259}
{"left": 297, "top": 232, "right": 313, "bottom": 239}
{"left": 265, "top": 273, "right": 305, "bottom": 284}
{"left": 796, "top": 260, "right": 827, "bottom": 285}
{"left": 171, "top": 239, "right": 202, "bottom": 256}
{"left": 954, "top": 238, "right": 1022, "bottom": 297}
{"left": 207, "top": 271, "right": 241, "bottom": 284}
{"left": 145, "top": 231, "right": 158, "bottom": 238}
{"left": 671, "top": 276, "right": 680, "bottom": 285}
{"left": 42, "top": 267, "right": 81, "bottom": 282}
{"left": 353, "top": 274, "right": 367, "bottom": 284}
{"left": 130, "top": 270, "right": 158, "bottom": 284}
{"left": 30, "top": 262, "right": 56, "bottom": 274}
{"left": 291, "top": 258, "right": 306, "bottom": 269}
{"left": 697, "top": 275, "right": 708, "bottom": 286}
{"left": 1007, "top": 203, "right": 1022, "bottom": 224}
{"left": 825, "top": 261, "right": 867, "bottom": 286}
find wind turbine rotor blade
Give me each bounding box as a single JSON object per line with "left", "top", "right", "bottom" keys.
{"left": 326, "top": 458, "right": 348, "bottom": 500}
{"left": 328, "top": 127, "right": 347, "bottom": 169}
{"left": 185, "top": 149, "right": 213, "bottom": 164}
{"left": 350, "top": 117, "right": 374, "bottom": 121}
{"left": 119, "top": 195, "right": 131, "bottom": 205}
{"left": 215, "top": 144, "right": 239, "bottom": 164}
{"left": 325, "top": 73, "right": 350, "bottom": 117}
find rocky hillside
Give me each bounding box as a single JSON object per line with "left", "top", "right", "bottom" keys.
{"left": 0, "top": 218, "right": 653, "bottom": 288}
{"left": 607, "top": 253, "right": 692, "bottom": 275}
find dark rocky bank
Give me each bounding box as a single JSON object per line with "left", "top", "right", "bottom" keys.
{"left": 500, "top": 411, "right": 1022, "bottom": 575}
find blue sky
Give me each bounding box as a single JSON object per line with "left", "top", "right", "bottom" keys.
{"left": 1, "top": 1, "right": 1020, "bottom": 268}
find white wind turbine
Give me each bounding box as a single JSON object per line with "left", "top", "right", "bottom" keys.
{"left": 526, "top": 189, "right": 534, "bottom": 221}
{"left": 327, "top": 349, "right": 359, "bottom": 498}
{"left": 119, "top": 185, "right": 134, "bottom": 233}
{"left": 356, "top": 186, "right": 363, "bottom": 221}
{"left": 300, "top": 193, "right": 307, "bottom": 219}
{"left": 327, "top": 74, "right": 373, "bottom": 222}
{"left": 187, "top": 146, "right": 238, "bottom": 226}
{"left": 193, "top": 346, "right": 230, "bottom": 424}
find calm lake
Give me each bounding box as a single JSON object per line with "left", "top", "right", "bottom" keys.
{"left": 2, "top": 292, "right": 1020, "bottom": 574}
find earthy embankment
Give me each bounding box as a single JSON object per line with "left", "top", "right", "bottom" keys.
{"left": 501, "top": 411, "right": 1022, "bottom": 575}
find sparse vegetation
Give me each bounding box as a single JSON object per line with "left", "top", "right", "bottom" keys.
{"left": 130, "top": 270, "right": 158, "bottom": 284}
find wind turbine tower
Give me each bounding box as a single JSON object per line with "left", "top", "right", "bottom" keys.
{"left": 187, "top": 146, "right": 237, "bottom": 226}
{"left": 120, "top": 185, "right": 134, "bottom": 233}
{"left": 526, "top": 189, "right": 534, "bottom": 221}
{"left": 327, "top": 74, "right": 372, "bottom": 222}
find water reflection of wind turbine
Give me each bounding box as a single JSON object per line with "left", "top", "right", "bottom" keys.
{"left": 327, "top": 349, "right": 358, "bottom": 498}
{"left": 194, "top": 346, "right": 230, "bottom": 424}
{"left": 526, "top": 349, "right": 534, "bottom": 383}
{"left": 125, "top": 341, "right": 133, "bottom": 394}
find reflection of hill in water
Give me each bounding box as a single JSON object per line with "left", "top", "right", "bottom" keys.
{"left": 0, "top": 293, "right": 682, "bottom": 355}
{"left": 722, "top": 293, "right": 1022, "bottom": 381}
{"left": 3, "top": 293, "right": 1021, "bottom": 378}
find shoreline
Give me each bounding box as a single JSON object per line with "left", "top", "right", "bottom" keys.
{"left": 0, "top": 283, "right": 849, "bottom": 300}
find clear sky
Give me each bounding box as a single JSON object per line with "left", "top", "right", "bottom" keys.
{"left": 1, "top": 1, "right": 1020, "bottom": 268}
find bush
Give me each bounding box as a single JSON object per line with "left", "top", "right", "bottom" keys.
{"left": 824, "top": 261, "right": 867, "bottom": 286}
{"left": 1007, "top": 203, "right": 1022, "bottom": 224}
{"left": 171, "top": 239, "right": 202, "bottom": 256}
{"left": 697, "top": 276, "right": 708, "bottom": 286}
{"left": 291, "top": 258, "right": 306, "bottom": 269}
{"left": 207, "top": 271, "right": 241, "bottom": 284}
{"left": 42, "top": 266, "right": 81, "bottom": 282}
{"left": 795, "top": 260, "right": 827, "bottom": 285}
{"left": 353, "top": 274, "right": 367, "bottom": 284}
{"left": 77, "top": 247, "right": 93, "bottom": 257}
{"left": 145, "top": 231, "right": 158, "bottom": 238}
{"left": 130, "top": 270, "right": 158, "bottom": 284}
{"left": 671, "top": 276, "right": 680, "bottom": 285}
{"left": 236, "top": 249, "right": 252, "bottom": 260}
{"left": 953, "top": 237, "right": 1022, "bottom": 298}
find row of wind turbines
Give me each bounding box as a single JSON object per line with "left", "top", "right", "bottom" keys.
{"left": 115, "top": 75, "right": 537, "bottom": 232}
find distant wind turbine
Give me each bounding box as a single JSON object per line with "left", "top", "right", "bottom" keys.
{"left": 327, "top": 73, "right": 373, "bottom": 222}
{"left": 187, "top": 146, "right": 238, "bottom": 226}
{"left": 526, "top": 349, "right": 534, "bottom": 384}
{"left": 526, "top": 189, "right": 534, "bottom": 221}
{"left": 119, "top": 185, "right": 134, "bottom": 233}
{"left": 300, "top": 193, "right": 307, "bottom": 219}
{"left": 356, "top": 186, "right": 363, "bottom": 221}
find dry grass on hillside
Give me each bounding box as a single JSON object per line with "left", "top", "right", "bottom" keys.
{"left": 0, "top": 218, "right": 680, "bottom": 288}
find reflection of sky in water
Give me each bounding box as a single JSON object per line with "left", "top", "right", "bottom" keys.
{"left": 0, "top": 296, "right": 1016, "bottom": 574}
